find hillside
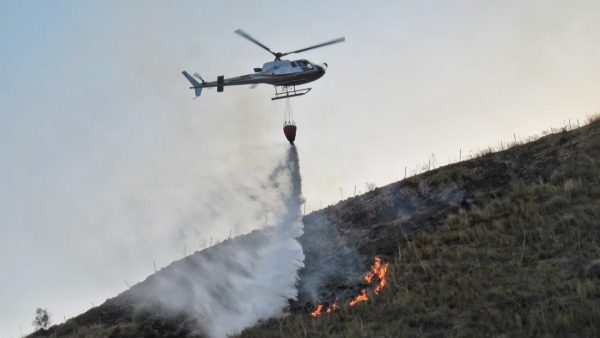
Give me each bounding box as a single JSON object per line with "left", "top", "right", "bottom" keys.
{"left": 242, "top": 117, "right": 600, "bottom": 337}
{"left": 30, "top": 117, "right": 600, "bottom": 337}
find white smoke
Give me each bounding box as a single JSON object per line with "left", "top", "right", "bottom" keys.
{"left": 129, "top": 146, "right": 305, "bottom": 338}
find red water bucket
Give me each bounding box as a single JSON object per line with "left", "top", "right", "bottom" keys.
{"left": 283, "top": 123, "right": 297, "bottom": 144}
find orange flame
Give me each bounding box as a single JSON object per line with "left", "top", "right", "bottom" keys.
{"left": 354, "top": 256, "right": 389, "bottom": 300}
{"left": 349, "top": 289, "right": 368, "bottom": 306}
{"left": 371, "top": 257, "right": 388, "bottom": 294}
{"left": 326, "top": 301, "right": 339, "bottom": 313}
{"left": 309, "top": 256, "right": 390, "bottom": 316}
{"left": 310, "top": 304, "right": 323, "bottom": 317}
{"left": 311, "top": 301, "right": 339, "bottom": 317}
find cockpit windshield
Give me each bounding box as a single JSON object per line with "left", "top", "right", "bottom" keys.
{"left": 296, "top": 60, "right": 313, "bottom": 69}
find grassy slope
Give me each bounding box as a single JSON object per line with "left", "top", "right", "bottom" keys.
{"left": 29, "top": 119, "right": 600, "bottom": 338}
{"left": 240, "top": 119, "right": 600, "bottom": 337}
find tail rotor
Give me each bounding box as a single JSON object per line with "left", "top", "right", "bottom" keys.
{"left": 182, "top": 71, "right": 204, "bottom": 98}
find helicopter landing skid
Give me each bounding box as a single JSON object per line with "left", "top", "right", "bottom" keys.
{"left": 272, "top": 86, "right": 311, "bottom": 100}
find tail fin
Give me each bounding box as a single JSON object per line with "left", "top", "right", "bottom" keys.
{"left": 182, "top": 71, "right": 203, "bottom": 97}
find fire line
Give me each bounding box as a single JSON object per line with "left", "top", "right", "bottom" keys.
{"left": 310, "top": 256, "right": 389, "bottom": 317}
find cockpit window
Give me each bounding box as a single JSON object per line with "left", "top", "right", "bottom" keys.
{"left": 291, "top": 62, "right": 297, "bottom": 67}
{"left": 297, "top": 60, "right": 312, "bottom": 68}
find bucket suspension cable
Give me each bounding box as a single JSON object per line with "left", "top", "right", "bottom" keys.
{"left": 284, "top": 98, "right": 295, "bottom": 125}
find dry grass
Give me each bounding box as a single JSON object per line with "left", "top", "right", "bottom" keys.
{"left": 240, "top": 122, "right": 600, "bottom": 337}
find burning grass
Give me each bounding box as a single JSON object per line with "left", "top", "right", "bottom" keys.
{"left": 310, "top": 256, "right": 389, "bottom": 317}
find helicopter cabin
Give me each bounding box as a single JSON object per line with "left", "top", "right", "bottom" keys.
{"left": 259, "top": 59, "right": 314, "bottom": 74}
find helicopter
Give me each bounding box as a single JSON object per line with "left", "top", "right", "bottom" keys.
{"left": 182, "top": 29, "right": 345, "bottom": 100}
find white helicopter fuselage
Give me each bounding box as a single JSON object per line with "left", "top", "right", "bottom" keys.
{"left": 200, "top": 59, "right": 326, "bottom": 89}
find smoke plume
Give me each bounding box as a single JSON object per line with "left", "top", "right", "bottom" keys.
{"left": 129, "top": 146, "right": 305, "bottom": 338}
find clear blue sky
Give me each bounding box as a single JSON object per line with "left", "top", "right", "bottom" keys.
{"left": 2, "top": 1, "right": 600, "bottom": 336}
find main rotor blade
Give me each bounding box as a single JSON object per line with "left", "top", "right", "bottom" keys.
{"left": 234, "top": 29, "right": 276, "bottom": 56}
{"left": 281, "top": 37, "right": 345, "bottom": 56}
